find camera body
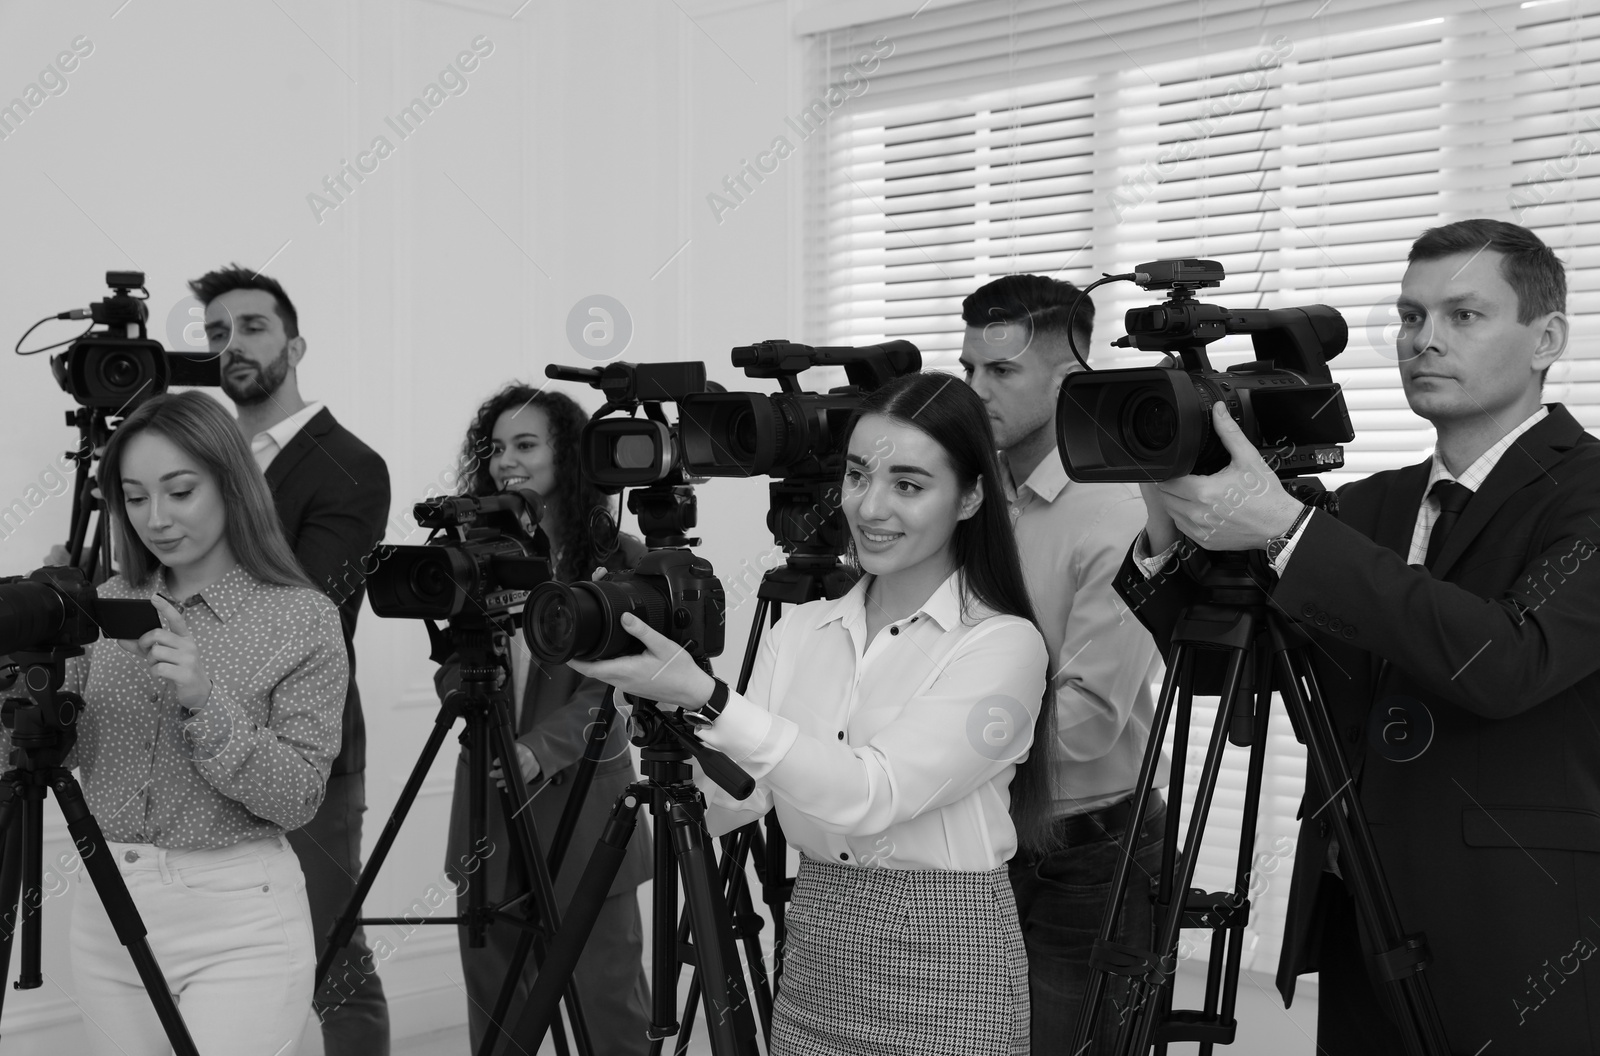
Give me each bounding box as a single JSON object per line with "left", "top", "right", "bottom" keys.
{"left": 1057, "top": 260, "right": 1354, "bottom": 483}
{"left": 524, "top": 548, "right": 724, "bottom": 664}
{"left": 50, "top": 272, "right": 220, "bottom": 411}
{"left": 0, "top": 565, "right": 160, "bottom": 656}
{"left": 366, "top": 491, "right": 551, "bottom": 621}
{"left": 676, "top": 340, "right": 921, "bottom": 555}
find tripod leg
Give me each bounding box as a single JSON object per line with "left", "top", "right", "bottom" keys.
{"left": 1274, "top": 643, "right": 1449, "bottom": 1056}
{"left": 50, "top": 772, "right": 201, "bottom": 1056}
{"left": 504, "top": 789, "right": 644, "bottom": 1053}
{"left": 0, "top": 794, "right": 22, "bottom": 1019}
{"left": 666, "top": 799, "right": 758, "bottom": 1056}
{"left": 315, "top": 698, "right": 461, "bottom": 990}
{"left": 1124, "top": 638, "right": 1253, "bottom": 1055}
{"left": 480, "top": 701, "right": 594, "bottom": 1056}
{"left": 1071, "top": 644, "right": 1188, "bottom": 1053}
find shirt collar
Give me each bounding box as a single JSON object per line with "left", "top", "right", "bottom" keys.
{"left": 1010, "top": 446, "right": 1071, "bottom": 504}
{"left": 151, "top": 564, "right": 259, "bottom": 624}
{"left": 255, "top": 401, "right": 324, "bottom": 452}
{"left": 1426, "top": 404, "right": 1549, "bottom": 494}
{"left": 812, "top": 569, "right": 968, "bottom": 632}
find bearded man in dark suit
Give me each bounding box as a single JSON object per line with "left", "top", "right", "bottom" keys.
{"left": 1117, "top": 219, "right": 1600, "bottom": 1053}
{"left": 191, "top": 265, "right": 392, "bottom": 1056}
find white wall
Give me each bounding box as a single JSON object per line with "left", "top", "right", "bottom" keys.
{"left": 0, "top": 0, "right": 805, "bottom": 1046}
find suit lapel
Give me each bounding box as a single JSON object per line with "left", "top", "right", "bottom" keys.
{"left": 263, "top": 407, "right": 335, "bottom": 491}
{"left": 1428, "top": 407, "right": 1578, "bottom": 580}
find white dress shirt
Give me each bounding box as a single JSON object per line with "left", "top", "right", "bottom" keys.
{"left": 1003, "top": 448, "right": 1167, "bottom": 815}
{"left": 249, "top": 401, "right": 324, "bottom": 472}
{"left": 694, "top": 570, "right": 1049, "bottom": 871}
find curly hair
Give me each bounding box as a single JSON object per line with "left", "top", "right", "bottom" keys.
{"left": 457, "top": 384, "right": 619, "bottom": 583}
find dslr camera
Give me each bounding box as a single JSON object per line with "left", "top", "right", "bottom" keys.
{"left": 1057, "top": 259, "right": 1354, "bottom": 483}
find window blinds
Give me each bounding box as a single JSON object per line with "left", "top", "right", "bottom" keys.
{"left": 803, "top": 0, "right": 1600, "bottom": 977}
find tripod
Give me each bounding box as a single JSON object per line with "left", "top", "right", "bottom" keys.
{"left": 0, "top": 648, "right": 200, "bottom": 1055}
{"left": 1070, "top": 546, "right": 1450, "bottom": 1055}
{"left": 503, "top": 690, "right": 762, "bottom": 1056}
{"left": 52, "top": 407, "right": 121, "bottom": 586}
{"left": 313, "top": 614, "right": 599, "bottom": 1056}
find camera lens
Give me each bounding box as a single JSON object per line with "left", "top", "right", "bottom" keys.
{"left": 100, "top": 351, "right": 143, "bottom": 392}
{"left": 729, "top": 407, "right": 760, "bottom": 460}
{"left": 525, "top": 582, "right": 610, "bottom": 663}
{"left": 612, "top": 435, "right": 657, "bottom": 470}
{"left": 408, "top": 557, "right": 456, "bottom": 609}
{"left": 1124, "top": 391, "right": 1179, "bottom": 456}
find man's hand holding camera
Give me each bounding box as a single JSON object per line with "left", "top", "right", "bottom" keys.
{"left": 1143, "top": 402, "right": 1306, "bottom": 553}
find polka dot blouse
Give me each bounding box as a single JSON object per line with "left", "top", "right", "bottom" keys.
{"left": 14, "top": 564, "right": 348, "bottom": 850}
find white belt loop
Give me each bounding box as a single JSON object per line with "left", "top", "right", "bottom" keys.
{"left": 155, "top": 846, "right": 173, "bottom": 885}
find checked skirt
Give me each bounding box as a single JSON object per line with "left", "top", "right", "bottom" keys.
{"left": 770, "top": 853, "right": 1029, "bottom": 1056}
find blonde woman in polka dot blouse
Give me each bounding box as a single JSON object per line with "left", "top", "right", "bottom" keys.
{"left": 25, "top": 391, "right": 348, "bottom": 1056}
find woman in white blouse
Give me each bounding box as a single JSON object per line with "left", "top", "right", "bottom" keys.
{"left": 572, "top": 372, "right": 1053, "bottom": 1055}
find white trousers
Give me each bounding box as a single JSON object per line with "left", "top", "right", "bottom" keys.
{"left": 69, "top": 835, "right": 315, "bottom": 1056}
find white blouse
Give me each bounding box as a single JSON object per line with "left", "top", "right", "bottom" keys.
{"left": 695, "top": 571, "right": 1049, "bottom": 871}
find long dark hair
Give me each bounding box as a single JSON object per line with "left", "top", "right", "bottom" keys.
{"left": 840, "top": 371, "right": 1057, "bottom": 854}
{"left": 99, "top": 391, "right": 316, "bottom": 591}
{"left": 458, "top": 384, "right": 618, "bottom": 583}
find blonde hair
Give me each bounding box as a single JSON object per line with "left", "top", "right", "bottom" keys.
{"left": 98, "top": 391, "right": 315, "bottom": 591}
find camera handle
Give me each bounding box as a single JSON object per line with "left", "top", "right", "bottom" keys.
{"left": 1070, "top": 550, "right": 1449, "bottom": 1056}
{"left": 0, "top": 653, "right": 200, "bottom": 1055}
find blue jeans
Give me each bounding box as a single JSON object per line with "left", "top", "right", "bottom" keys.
{"left": 1009, "top": 799, "right": 1167, "bottom": 1056}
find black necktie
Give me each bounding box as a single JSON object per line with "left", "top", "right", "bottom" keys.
{"left": 1425, "top": 479, "right": 1473, "bottom": 570}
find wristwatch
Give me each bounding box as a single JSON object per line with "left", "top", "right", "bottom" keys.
{"left": 685, "top": 677, "right": 730, "bottom": 727}
{"left": 1265, "top": 504, "right": 1314, "bottom": 563}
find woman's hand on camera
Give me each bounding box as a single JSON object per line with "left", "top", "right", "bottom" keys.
{"left": 118, "top": 595, "right": 213, "bottom": 711}
{"left": 568, "top": 612, "right": 716, "bottom": 711}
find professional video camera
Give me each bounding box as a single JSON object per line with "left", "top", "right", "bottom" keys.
{"left": 366, "top": 490, "right": 550, "bottom": 621}
{"left": 37, "top": 271, "right": 221, "bottom": 412}
{"left": 529, "top": 361, "right": 724, "bottom": 664}
{"left": 1055, "top": 259, "right": 1354, "bottom": 483}
{"left": 15, "top": 271, "right": 225, "bottom": 584}
{"left": 0, "top": 566, "right": 159, "bottom": 657}
{"left": 676, "top": 340, "right": 921, "bottom": 555}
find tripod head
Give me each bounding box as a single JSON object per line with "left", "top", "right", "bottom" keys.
{"left": 627, "top": 697, "right": 754, "bottom": 802}
{"left": 0, "top": 648, "right": 86, "bottom": 772}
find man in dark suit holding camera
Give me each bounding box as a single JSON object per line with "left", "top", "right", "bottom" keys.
{"left": 1117, "top": 219, "right": 1600, "bottom": 1053}
{"left": 191, "top": 266, "right": 392, "bottom": 1055}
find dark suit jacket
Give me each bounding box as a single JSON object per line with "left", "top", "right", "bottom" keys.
{"left": 440, "top": 534, "right": 653, "bottom": 912}
{"left": 264, "top": 406, "right": 391, "bottom": 777}
{"left": 1115, "top": 404, "right": 1600, "bottom": 1053}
